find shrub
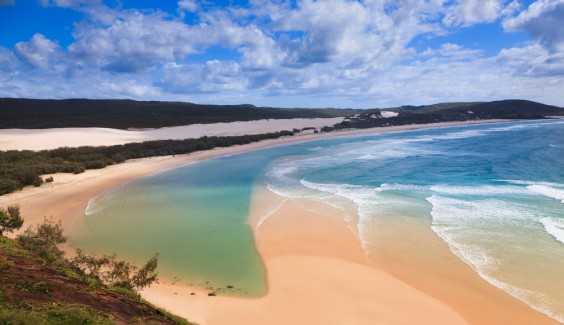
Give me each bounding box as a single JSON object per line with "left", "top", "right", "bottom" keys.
{"left": 72, "top": 250, "right": 159, "bottom": 292}
{"left": 0, "top": 205, "right": 24, "bottom": 236}
{"left": 45, "top": 176, "right": 54, "bottom": 183}
{"left": 17, "top": 217, "right": 67, "bottom": 260}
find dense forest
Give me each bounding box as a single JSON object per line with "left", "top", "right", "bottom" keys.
{"left": 0, "top": 98, "right": 359, "bottom": 129}
{"left": 0, "top": 131, "right": 295, "bottom": 195}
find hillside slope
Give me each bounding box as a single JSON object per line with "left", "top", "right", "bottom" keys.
{"left": 0, "top": 237, "right": 191, "bottom": 324}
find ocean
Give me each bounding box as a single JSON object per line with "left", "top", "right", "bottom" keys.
{"left": 69, "top": 119, "right": 564, "bottom": 321}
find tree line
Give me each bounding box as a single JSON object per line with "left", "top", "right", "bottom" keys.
{"left": 0, "top": 130, "right": 295, "bottom": 195}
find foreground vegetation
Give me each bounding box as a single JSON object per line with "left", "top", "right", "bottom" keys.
{"left": 0, "top": 206, "right": 190, "bottom": 324}
{"left": 0, "top": 131, "right": 296, "bottom": 195}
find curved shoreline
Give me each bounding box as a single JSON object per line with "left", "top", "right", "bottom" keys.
{"left": 1, "top": 119, "right": 558, "bottom": 324}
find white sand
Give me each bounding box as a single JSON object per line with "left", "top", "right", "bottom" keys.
{"left": 0, "top": 118, "right": 344, "bottom": 151}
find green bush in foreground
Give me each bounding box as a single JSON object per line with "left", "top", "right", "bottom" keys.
{"left": 72, "top": 250, "right": 159, "bottom": 291}
{"left": 0, "top": 209, "right": 189, "bottom": 324}
{"left": 0, "top": 205, "right": 24, "bottom": 236}
{"left": 17, "top": 217, "right": 67, "bottom": 261}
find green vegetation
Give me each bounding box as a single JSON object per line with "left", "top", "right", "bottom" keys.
{"left": 0, "top": 130, "right": 296, "bottom": 195}
{"left": 0, "top": 205, "right": 23, "bottom": 236}
{"left": 71, "top": 250, "right": 159, "bottom": 291}
{"left": 0, "top": 98, "right": 359, "bottom": 129}
{"left": 333, "top": 100, "right": 564, "bottom": 130}
{"left": 0, "top": 208, "right": 191, "bottom": 324}
{"left": 17, "top": 216, "right": 66, "bottom": 262}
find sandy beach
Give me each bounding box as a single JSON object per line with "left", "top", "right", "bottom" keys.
{"left": 1, "top": 119, "right": 558, "bottom": 324}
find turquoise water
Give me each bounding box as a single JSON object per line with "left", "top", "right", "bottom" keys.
{"left": 70, "top": 119, "right": 564, "bottom": 319}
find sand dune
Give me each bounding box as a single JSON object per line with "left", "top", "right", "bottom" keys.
{"left": 0, "top": 117, "right": 343, "bottom": 150}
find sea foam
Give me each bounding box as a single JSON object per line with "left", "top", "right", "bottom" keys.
{"left": 429, "top": 184, "right": 528, "bottom": 196}
{"left": 427, "top": 194, "right": 564, "bottom": 322}
{"left": 541, "top": 218, "right": 564, "bottom": 245}
{"left": 527, "top": 184, "right": 564, "bottom": 203}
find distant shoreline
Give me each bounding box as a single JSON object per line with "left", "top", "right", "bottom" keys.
{"left": 3, "top": 119, "right": 555, "bottom": 325}
{"left": 0, "top": 119, "right": 510, "bottom": 227}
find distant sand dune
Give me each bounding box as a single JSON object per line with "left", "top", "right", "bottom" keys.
{"left": 0, "top": 118, "right": 344, "bottom": 151}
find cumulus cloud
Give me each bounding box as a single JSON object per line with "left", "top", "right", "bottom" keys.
{"left": 420, "top": 43, "right": 482, "bottom": 61}
{"left": 443, "top": 0, "right": 505, "bottom": 27}
{"left": 1, "top": 0, "right": 563, "bottom": 107}
{"left": 68, "top": 12, "right": 199, "bottom": 72}
{"left": 498, "top": 43, "right": 564, "bottom": 77}
{"left": 503, "top": 0, "right": 564, "bottom": 52}
{"left": 158, "top": 60, "right": 248, "bottom": 94}
{"left": 178, "top": 0, "right": 198, "bottom": 13}
{"left": 13, "top": 34, "right": 63, "bottom": 69}
{"left": 0, "top": 47, "right": 19, "bottom": 72}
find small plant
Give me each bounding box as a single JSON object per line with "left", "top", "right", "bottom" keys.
{"left": 45, "top": 176, "right": 54, "bottom": 183}
{"left": 0, "top": 205, "right": 24, "bottom": 236}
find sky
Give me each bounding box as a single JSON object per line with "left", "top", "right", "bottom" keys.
{"left": 0, "top": 0, "right": 563, "bottom": 108}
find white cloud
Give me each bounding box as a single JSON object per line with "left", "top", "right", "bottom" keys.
{"left": 38, "top": 0, "right": 99, "bottom": 8}
{"left": 498, "top": 43, "right": 564, "bottom": 76}
{"left": 158, "top": 60, "right": 249, "bottom": 94}
{"left": 443, "top": 0, "right": 505, "bottom": 27}
{"left": 0, "top": 46, "right": 19, "bottom": 72}
{"left": 68, "top": 11, "right": 201, "bottom": 72}
{"left": 178, "top": 0, "right": 199, "bottom": 13}
{"left": 503, "top": 0, "right": 564, "bottom": 52}
{"left": 13, "top": 34, "right": 63, "bottom": 69}
{"left": 1, "top": 0, "right": 563, "bottom": 108}
{"left": 420, "top": 43, "right": 482, "bottom": 60}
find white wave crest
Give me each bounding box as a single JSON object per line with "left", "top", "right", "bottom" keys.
{"left": 527, "top": 185, "right": 564, "bottom": 203}
{"left": 85, "top": 195, "right": 110, "bottom": 216}
{"left": 84, "top": 197, "right": 101, "bottom": 216}
{"left": 541, "top": 218, "right": 564, "bottom": 245}
{"left": 377, "top": 183, "right": 427, "bottom": 192}
{"left": 84, "top": 186, "right": 123, "bottom": 216}
{"left": 300, "top": 180, "right": 385, "bottom": 249}
{"left": 427, "top": 195, "right": 564, "bottom": 323}
{"left": 430, "top": 184, "right": 529, "bottom": 196}
{"left": 255, "top": 198, "right": 287, "bottom": 231}
{"left": 504, "top": 180, "right": 564, "bottom": 187}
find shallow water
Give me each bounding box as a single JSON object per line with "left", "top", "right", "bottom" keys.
{"left": 70, "top": 119, "right": 564, "bottom": 320}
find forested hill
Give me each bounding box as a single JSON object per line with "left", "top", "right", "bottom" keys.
{"left": 0, "top": 98, "right": 359, "bottom": 129}
{"left": 331, "top": 100, "right": 564, "bottom": 130}
{"left": 0, "top": 98, "right": 561, "bottom": 130}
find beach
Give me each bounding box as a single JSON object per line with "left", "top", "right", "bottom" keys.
{"left": 1, "top": 119, "right": 558, "bottom": 324}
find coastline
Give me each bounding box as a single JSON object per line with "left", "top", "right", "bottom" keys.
{"left": 1, "top": 119, "right": 557, "bottom": 324}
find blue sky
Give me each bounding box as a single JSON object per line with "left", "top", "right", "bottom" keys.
{"left": 0, "top": 0, "right": 563, "bottom": 108}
